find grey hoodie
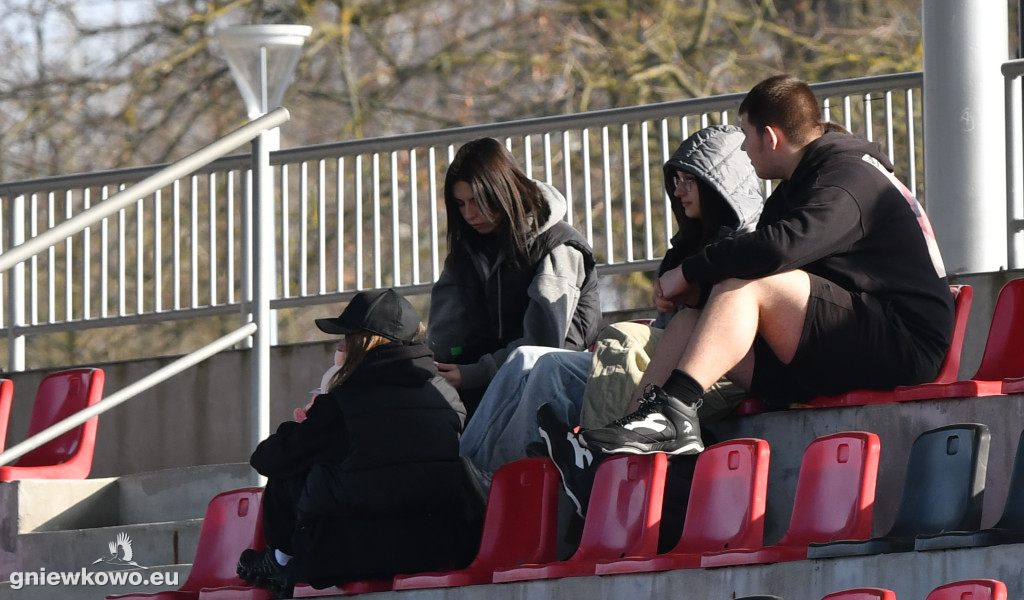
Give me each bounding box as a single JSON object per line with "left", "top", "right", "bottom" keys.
{"left": 655, "top": 124, "right": 764, "bottom": 326}
{"left": 428, "top": 180, "right": 601, "bottom": 393}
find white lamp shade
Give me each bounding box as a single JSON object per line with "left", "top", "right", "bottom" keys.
{"left": 216, "top": 24, "right": 312, "bottom": 119}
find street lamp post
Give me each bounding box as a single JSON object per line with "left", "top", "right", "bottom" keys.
{"left": 214, "top": 24, "right": 310, "bottom": 454}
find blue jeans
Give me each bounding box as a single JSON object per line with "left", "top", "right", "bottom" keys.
{"left": 459, "top": 346, "right": 591, "bottom": 473}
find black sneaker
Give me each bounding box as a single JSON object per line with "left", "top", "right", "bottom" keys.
{"left": 237, "top": 548, "right": 292, "bottom": 596}
{"left": 581, "top": 384, "right": 704, "bottom": 455}
{"left": 536, "top": 402, "right": 606, "bottom": 518}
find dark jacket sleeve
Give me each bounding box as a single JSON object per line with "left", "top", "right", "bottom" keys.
{"left": 681, "top": 184, "right": 864, "bottom": 285}
{"left": 249, "top": 395, "right": 348, "bottom": 479}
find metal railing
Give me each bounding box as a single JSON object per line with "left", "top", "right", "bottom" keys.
{"left": 0, "top": 72, "right": 925, "bottom": 372}
{"left": 0, "top": 108, "right": 290, "bottom": 462}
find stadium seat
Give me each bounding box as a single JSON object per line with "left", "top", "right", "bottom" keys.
{"left": 808, "top": 423, "right": 989, "bottom": 558}
{"left": 392, "top": 457, "right": 560, "bottom": 589}
{"left": 926, "top": 579, "right": 1007, "bottom": 600}
{"left": 0, "top": 368, "right": 104, "bottom": 481}
{"left": 821, "top": 589, "right": 896, "bottom": 600}
{"left": 897, "top": 279, "right": 1024, "bottom": 401}
{"left": 0, "top": 379, "right": 15, "bottom": 451}
{"left": 595, "top": 438, "right": 770, "bottom": 574}
{"left": 916, "top": 427, "right": 1024, "bottom": 550}
{"left": 492, "top": 453, "right": 667, "bottom": 582}
{"left": 106, "top": 487, "right": 270, "bottom": 600}
{"left": 732, "top": 285, "right": 972, "bottom": 414}
{"left": 291, "top": 580, "right": 392, "bottom": 597}
{"left": 702, "top": 431, "right": 880, "bottom": 567}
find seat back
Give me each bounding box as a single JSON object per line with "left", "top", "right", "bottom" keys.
{"left": 573, "top": 453, "right": 667, "bottom": 562}
{"left": 467, "top": 457, "right": 561, "bottom": 569}
{"left": 779, "top": 432, "right": 880, "bottom": 546}
{"left": 671, "top": 438, "right": 770, "bottom": 554}
{"left": 0, "top": 379, "right": 15, "bottom": 451}
{"left": 14, "top": 368, "right": 104, "bottom": 472}
{"left": 993, "top": 428, "right": 1024, "bottom": 530}
{"left": 972, "top": 278, "right": 1024, "bottom": 381}
{"left": 180, "top": 487, "right": 266, "bottom": 592}
{"left": 886, "top": 423, "right": 989, "bottom": 539}
{"left": 926, "top": 579, "right": 1007, "bottom": 600}
{"left": 932, "top": 284, "right": 974, "bottom": 383}
{"left": 822, "top": 589, "right": 896, "bottom": 600}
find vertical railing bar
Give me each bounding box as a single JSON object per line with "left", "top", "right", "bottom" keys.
{"left": 226, "top": 174, "right": 236, "bottom": 306}
{"left": 523, "top": 135, "right": 533, "bottom": 179}
{"left": 660, "top": 118, "right": 672, "bottom": 246}
{"left": 640, "top": 120, "right": 654, "bottom": 261}
{"left": 428, "top": 147, "right": 440, "bottom": 281}
{"left": 823, "top": 97, "right": 832, "bottom": 123}
{"left": 355, "top": 155, "right": 364, "bottom": 290}
{"left": 190, "top": 176, "right": 199, "bottom": 309}
{"left": 29, "top": 194, "right": 38, "bottom": 325}
{"left": 390, "top": 150, "right": 401, "bottom": 287}
{"left": 154, "top": 189, "right": 163, "bottom": 313}
{"left": 100, "top": 186, "right": 109, "bottom": 319}
{"left": 136, "top": 195, "right": 144, "bottom": 314}
{"left": 337, "top": 157, "right": 345, "bottom": 291}
{"left": 906, "top": 88, "right": 918, "bottom": 196}
{"left": 601, "top": 126, "right": 614, "bottom": 263}
{"left": 863, "top": 93, "right": 874, "bottom": 142}
{"left": 843, "top": 95, "right": 853, "bottom": 133}
{"left": 118, "top": 184, "right": 127, "bottom": 316}
{"left": 409, "top": 150, "right": 420, "bottom": 285}
{"left": 543, "top": 133, "right": 554, "bottom": 187}
{"left": 47, "top": 192, "right": 56, "bottom": 323}
{"left": 83, "top": 188, "right": 91, "bottom": 320}
{"left": 620, "top": 123, "right": 633, "bottom": 263}
{"left": 884, "top": 90, "right": 896, "bottom": 165}
{"left": 172, "top": 180, "right": 182, "bottom": 311}
{"left": 318, "top": 159, "right": 327, "bottom": 294}
{"left": 208, "top": 174, "right": 218, "bottom": 306}
{"left": 291, "top": 162, "right": 302, "bottom": 298}
{"left": 373, "top": 153, "right": 382, "bottom": 288}
{"left": 582, "top": 128, "right": 594, "bottom": 246}
{"left": 562, "top": 130, "right": 574, "bottom": 227}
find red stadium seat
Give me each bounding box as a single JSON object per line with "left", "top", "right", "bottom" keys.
{"left": 702, "top": 432, "right": 880, "bottom": 567}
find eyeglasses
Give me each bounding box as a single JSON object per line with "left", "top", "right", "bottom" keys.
{"left": 673, "top": 174, "right": 698, "bottom": 192}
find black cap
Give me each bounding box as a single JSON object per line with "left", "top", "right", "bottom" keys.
{"left": 315, "top": 289, "right": 422, "bottom": 342}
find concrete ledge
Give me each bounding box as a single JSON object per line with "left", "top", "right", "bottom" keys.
{"left": 117, "top": 462, "right": 258, "bottom": 525}
{"left": 0, "top": 478, "right": 118, "bottom": 537}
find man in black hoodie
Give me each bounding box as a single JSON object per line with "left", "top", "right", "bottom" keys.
{"left": 584, "top": 75, "right": 954, "bottom": 456}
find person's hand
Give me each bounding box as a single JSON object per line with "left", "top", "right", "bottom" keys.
{"left": 657, "top": 265, "right": 693, "bottom": 305}
{"left": 294, "top": 397, "right": 316, "bottom": 422}
{"left": 435, "top": 362, "right": 463, "bottom": 389}
{"left": 652, "top": 279, "right": 677, "bottom": 313}
{"left": 334, "top": 345, "right": 346, "bottom": 367}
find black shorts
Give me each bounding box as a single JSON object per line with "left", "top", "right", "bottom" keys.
{"left": 750, "top": 274, "right": 938, "bottom": 408}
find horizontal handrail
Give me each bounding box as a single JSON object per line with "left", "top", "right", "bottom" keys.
{"left": 0, "top": 322, "right": 258, "bottom": 466}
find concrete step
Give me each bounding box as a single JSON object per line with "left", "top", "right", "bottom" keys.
{"left": 0, "top": 519, "right": 202, "bottom": 583}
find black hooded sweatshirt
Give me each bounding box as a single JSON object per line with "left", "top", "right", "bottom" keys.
{"left": 680, "top": 131, "right": 954, "bottom": 369}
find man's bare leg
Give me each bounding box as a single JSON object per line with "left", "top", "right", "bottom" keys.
{"left": 677, "top": 270, "right": 811, "bottom": 389}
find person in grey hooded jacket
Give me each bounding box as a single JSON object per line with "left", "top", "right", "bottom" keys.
{"left": 428, "top": 137, "right": 602, "bottom": 418}
{"left": 458, "top": 125, "right": 764, "bottom": 503}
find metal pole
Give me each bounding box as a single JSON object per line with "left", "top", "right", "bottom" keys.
{"left": 250, "top": 130, "right": 273, "bottom": 451}
{"left": 7, "top": 194, "right": 25, "bottom": 372}
{"left": 922, "top": 0, "right": 1008, "bottom": 273}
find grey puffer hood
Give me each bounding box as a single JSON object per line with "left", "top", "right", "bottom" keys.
{"left": 662, "top": 124, "right": 763, "bottom": 233}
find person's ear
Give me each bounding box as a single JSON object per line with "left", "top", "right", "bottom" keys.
{"left": 764, "top": 125, "right": 782, "bottom": 150}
